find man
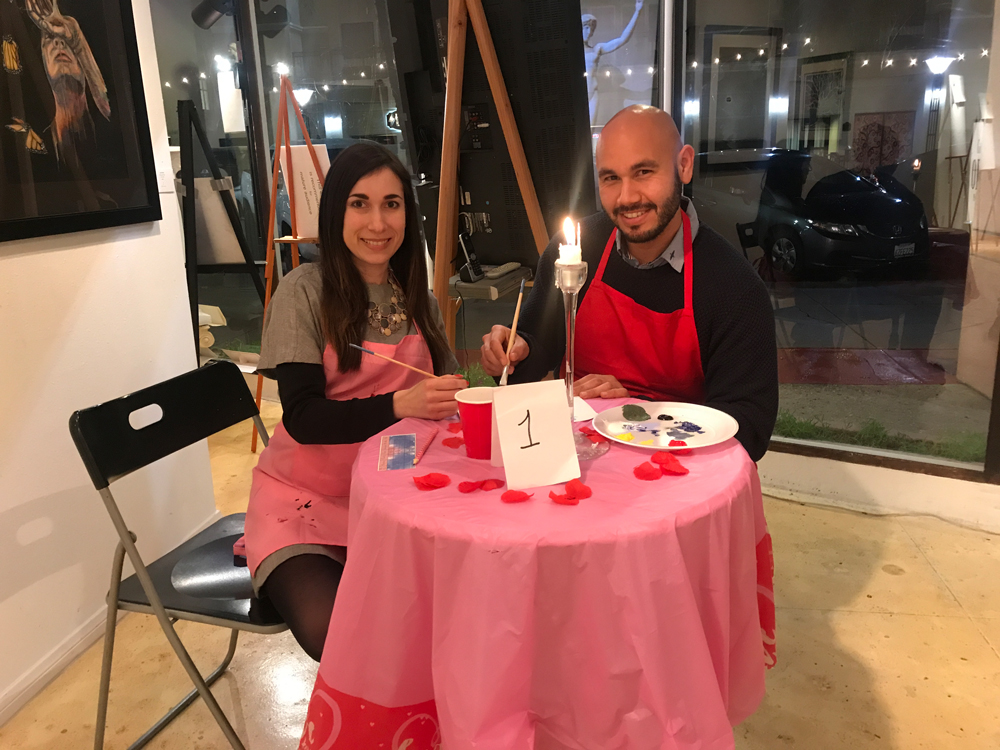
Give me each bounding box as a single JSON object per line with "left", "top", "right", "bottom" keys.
{"left": 480, "top": 105, "right": 778, "bottom": 461}
{"left": 582, "top": 1, "right": 644, "bottom": 123}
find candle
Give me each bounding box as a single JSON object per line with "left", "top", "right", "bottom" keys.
{"left": 559, "top": 217, "right": 582, "bottom": 264}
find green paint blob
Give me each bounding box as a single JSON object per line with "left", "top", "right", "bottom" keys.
{"left": 622, "top": 404, "right": 651, "bottom": 422}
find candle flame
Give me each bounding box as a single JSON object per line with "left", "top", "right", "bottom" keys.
{"left": 562, "top": 217, "right": 576, "bottom": 246}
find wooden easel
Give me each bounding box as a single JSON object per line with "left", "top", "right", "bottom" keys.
{"left": 433, "top": 0, "right": 550, "bottom": 345}
{"left": 251, "top": 75, "right": 326, "bottom": 451}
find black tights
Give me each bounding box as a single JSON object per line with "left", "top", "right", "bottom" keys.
{"left": 261, "top": 552, "right": 344, "bottom": 662}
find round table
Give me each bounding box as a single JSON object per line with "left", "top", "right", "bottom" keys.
{"left": 298, "top": 399, "right": 775, "bottom": 750}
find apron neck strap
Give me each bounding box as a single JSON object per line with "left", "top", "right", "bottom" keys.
{"left": 681, "top": 211, "right": 694, "bottom": 312}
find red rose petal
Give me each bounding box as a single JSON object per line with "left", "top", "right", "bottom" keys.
{"left": 501, "top": 490, "right": 533, "bottom": 503}
{"left": 413, "top": 472, "right": 451, "bottom": 490}
{"left": 650, "top": 451, "right": 672, "bottom": 465}
{"left": 668, "top": 440, "right": 693, "bottom": 455}
{"left": 579, "top": 424, "right": 609, "bottom": 443}
{"left": 657, "top": 454, "right": 690, "bottom": 476}
{"left": 549, "top": 490, "right": 579, "bottom": 505}
{"left": 480, "top": 478, "right": 506, "bottom": 491}
{"left": 458, "top": 480, "right": 484, "bottom": 493}
{"left": 442, "top": 436, "right": 465, "bottom": 449}
{"left": 565, "top": 478, "right": 593, "bottom": 500}
{"left": 447, "top": 422, "right": 464, "bottom": 434}
{"left": 633, "top": 462, "right": 662, "bottom": 481}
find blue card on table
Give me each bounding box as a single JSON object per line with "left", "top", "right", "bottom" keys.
{"left": 378, "top": 434, "right": 416, "bottom": 470}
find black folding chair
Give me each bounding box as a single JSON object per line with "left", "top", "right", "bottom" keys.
{"left": 69, "top": 360, "right": 287, "bottom": 750}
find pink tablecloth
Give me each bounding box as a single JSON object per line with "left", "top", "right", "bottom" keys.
{"left": 298, "top": 398, "right": 775, "bottom": 750}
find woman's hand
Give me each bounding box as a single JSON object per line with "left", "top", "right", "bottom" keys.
{"left": 393, "top": 375, "right": 467, "bottom": 420}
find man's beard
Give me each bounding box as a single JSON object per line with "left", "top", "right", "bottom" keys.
{"left": 613, "top": 171, "right": 684, "bottom": 245}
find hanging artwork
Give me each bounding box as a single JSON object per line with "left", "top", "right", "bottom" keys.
{"left": 852, "top": 111, "right": 916, "bottom": 175}
{"left": 0, "top": 0, "right": 159, "bottom": 242}
{"left": 792, "top": 53, "right": 852, "bottom": 154}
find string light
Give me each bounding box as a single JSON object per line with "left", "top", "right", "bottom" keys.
{"left": 804, "top": 37, "right": 811, "bottom": 45}
{"left": 759, "top": 49, "right": 765, "bottom": 56}
{"left": 782, "top": 43, "right": 788, "bottom": 50}
{"left": 322, "top": 84, "right": 329, "bottom": 91}
{"left": 885, "top": 59, "right": 893, "bottom": 66}
{"left": 379, "top": 63, "right": 385, "bottom": 70}
{"left": 862, "top": 59, "right": 869, "bottom": 66}
{"left": 342, "top": 78, "right": 347, "bottom": 84}
{"left": 199, "top": 72, "right": 207, "bottom": 79}
{"left": 275, "top": 62, "right": 290, "bottom": 76}
{"left": 910, "top": 58, "right": 917, "bottom": 66}
{"left": 181, "top": 77, "right": 189, "bottom": 83}
{"left": 736, "top": 53, "right": 742, "bottom": 60}
{"left": 272, "top": 86, "right": 278, "bottom": 92}
{"left": 714, "top": 57, "right": 720, "bottom": 64}
{"left": 605, "top": 70, "right": 610, "bottom": 77}
{"left": 647, "top": 66, "right": 654, "bottom": 74}
{"left": 983, "top": 49, "right": 990, "bottom": 57}
{"left": 164, "top": 81, "right": 171, "bottom": 87}
{"left": 691, "top": 61, "right": 697, "bottom": 69}
{"left": 627, "top": 68, "right": 633, "bottom": 75}
{"left": 958, "top": 53, "right": 965, "bottom": 61}
{"left": 360, "top": 71, "right": 366, "bottom": 77}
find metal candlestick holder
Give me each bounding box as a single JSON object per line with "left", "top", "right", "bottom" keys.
{"left": 554, "top": 258, "right": 588, "bottom": 410}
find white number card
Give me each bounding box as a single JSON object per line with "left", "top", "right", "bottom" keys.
{"left": 491, "top": 380, "right": 580, "bottom": 490}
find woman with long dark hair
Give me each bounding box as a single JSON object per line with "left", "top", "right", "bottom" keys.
{"left": 243, "top": 143, "right": 465, "bottom": 660}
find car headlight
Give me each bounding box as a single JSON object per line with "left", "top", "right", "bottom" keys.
{"left": 809, "top": 220, "right": 859, "bottom": 237}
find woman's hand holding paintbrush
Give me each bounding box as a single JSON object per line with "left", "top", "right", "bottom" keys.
{"left": 348, "top": 344, "right": 466, "bottom": 420}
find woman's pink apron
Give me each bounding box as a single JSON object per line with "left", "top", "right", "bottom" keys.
{"left": 244, "top": 332, "right": 433, "bottom": 577}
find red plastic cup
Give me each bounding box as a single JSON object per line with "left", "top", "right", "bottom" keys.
{"left": 455, "top": 387, "right": 494, "bottom": 460}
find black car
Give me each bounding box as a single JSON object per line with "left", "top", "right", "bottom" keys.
{"left": 753, "top": 151, "right": 929, "bottom": 275}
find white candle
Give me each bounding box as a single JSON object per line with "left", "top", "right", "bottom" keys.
{"left": 559, "top": 217, "right": 582, "bottom": 264}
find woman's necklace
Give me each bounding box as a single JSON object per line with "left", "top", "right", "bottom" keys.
{"left": 367, "top": 272, "right": 408, "bottom": 336}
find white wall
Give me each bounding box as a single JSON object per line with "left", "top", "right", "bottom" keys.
{"left": 0, "top": 0, "right": 219, "bottom": 725}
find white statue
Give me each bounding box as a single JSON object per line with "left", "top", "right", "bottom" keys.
{"left": 583, "top": 0, "right": 645, "bottom": 124}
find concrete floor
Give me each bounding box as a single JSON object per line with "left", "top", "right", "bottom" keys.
{"left": 2, "top": 403, "right": 999, "bottom": 749}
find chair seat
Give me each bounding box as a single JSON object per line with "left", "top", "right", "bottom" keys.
{"left": 117, "top": 513, "right": 285, "bottom": 633}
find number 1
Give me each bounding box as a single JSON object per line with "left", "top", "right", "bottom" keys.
{"left": 519, "top": 410, "right": 540, "bottom": 449}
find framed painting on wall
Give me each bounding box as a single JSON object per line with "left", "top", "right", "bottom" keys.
{"left": 791, "top": 52, "right": 853, "bottom": 154}
{"left": 0, "top": 0, "right": 160, "bottom": 243}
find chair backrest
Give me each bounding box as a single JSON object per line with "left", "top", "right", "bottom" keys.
{"left": 70, "top": 360, "right": 262, "bottom": 490}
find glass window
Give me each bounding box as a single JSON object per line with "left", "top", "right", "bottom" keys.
{"left": 149, "top": 0, "right": 267, "bottom": 357}
{"left": 682, "top": 0, "right": 996, "bottom": 467}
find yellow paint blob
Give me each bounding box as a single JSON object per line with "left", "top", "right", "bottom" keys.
{"left": 615, "top": 433, "right": 634, "bottom": 442}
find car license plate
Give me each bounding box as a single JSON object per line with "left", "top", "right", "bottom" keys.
{"left": 894, "top": 242, "right": 915, "bottom": 258}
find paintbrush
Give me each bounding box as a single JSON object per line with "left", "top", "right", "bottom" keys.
{"left": 349, "top": 343, "right": 439, "bottom": 379}
{"left": 499, "top": 278, "right": 527, "bottom": 386}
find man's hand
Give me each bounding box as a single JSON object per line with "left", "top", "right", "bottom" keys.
{"left": 574, "top": 373, "right": 630, "bottom": 399}
{"left": 480, "top": 325, "right": 529, "bottom": 377}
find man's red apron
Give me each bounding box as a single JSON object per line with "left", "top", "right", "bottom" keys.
{"left": 574, "top": 212, "right": 704, "bottom": 402}
{"left": 243, "top": 332, "right": 433, "bottom": 581}
{"left": 572, "top": 213, "right": 777, "bottom": 668}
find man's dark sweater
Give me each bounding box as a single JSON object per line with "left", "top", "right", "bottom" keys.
{"left": 510, "top": 211, "right": 778, "bottom": 461}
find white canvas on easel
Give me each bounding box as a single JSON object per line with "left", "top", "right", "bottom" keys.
{"left": 278, "top": 144, "right": 331, "bottom": 239}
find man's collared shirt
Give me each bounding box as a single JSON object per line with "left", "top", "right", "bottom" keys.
{"left": 615, "top": 196, "right": 699, "bottom": 272}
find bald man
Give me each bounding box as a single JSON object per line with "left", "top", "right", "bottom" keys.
{"left": 480, "top": 105, "right": 778, "bottom": 460}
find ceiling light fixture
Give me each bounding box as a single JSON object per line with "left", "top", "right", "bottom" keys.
{"left": 925, "top": 56, "right": 956, "bottom": 75}
{"left": 275, "top": 62, "right": 290, "bottom": 76}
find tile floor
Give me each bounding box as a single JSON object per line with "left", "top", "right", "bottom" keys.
{"left": 2, "top": 402, "right": 999, "bottom": 749}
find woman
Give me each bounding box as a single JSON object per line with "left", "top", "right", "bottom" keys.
{"left": 244, "top": 143, "right": 465, "bottom": 660}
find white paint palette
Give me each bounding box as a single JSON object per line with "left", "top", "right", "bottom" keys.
{"left": 592, "top": 402, "right": 739, "bottom": 450}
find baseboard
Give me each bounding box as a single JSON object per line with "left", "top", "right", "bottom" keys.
{"left": 758, "top": 449, "right": 1000, "bottom": 534}
{"left": 0, "top": 509, "right": 222, "bottom": 727}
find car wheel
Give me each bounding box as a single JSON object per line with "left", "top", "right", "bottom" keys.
{"left": 769, "top": 227, "right": 804, "bottom": 275}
